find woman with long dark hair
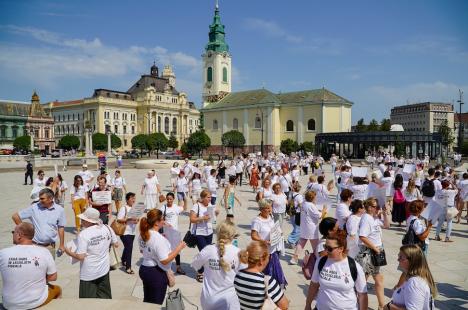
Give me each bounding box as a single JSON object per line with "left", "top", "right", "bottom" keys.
{"left": 391, "top": 174, "right": 406, "bottom": 226}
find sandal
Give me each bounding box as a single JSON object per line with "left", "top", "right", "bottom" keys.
{"left": 445, "top": 238, "right": 454, "bottom": 243}
{"left": 126, "top": 269, "right": 135, "bottom": 274}
{"left": 176, "top": 267, "right": 186, "bottom": 275}
{"left": 434, "top": 236, "right": 441, "bottom": 241}
{"left": 196, "top": 273, "right": 204, "bottom": 283}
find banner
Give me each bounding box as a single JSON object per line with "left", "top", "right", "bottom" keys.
{"left": 92, "top": 191, "right": 112, "bottom": 204}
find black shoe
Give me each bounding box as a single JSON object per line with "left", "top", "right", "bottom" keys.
{"left": 23, "top": 183, "right": 27, "bottom": 185}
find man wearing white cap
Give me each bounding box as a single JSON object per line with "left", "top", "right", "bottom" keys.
{"left": 64, "top": 207, "right": 118, "bottom": 299}
{"left": 78, "top": 164, "right": 94, "bottom": 185}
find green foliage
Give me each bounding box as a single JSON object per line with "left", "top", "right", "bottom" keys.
{"left": 13, "top": 135, "right": 31, "bottom": 151}
{"left": 111, "top": 134, "right": 121, "bottom": 149}
{"left": 355, "top": 118, "right": 366, "bottom": 132}
{"left": 280, "top": 139, "right": 299, "bottom": 155}
{"left": 394, "top": 140, "right": 406, "bottom": 157}
{"left": 131, "top": 134, "right": 148, "bottom": 152}
{"left": 199, "top": 112, "right": 204, "bottom": 129}
{"left": 187, "top": 129, "right": 211, "bottom": 157}
{"left": 367, "top": 119, "right": 379, "bottom": 131}
{"left": 221, "top": 130, "right": 246, "bottom": 157}
{"left": 299, "top": 141, "right": 314, "bottom": 153}
{"left": 180, "top": 142, "right": 189, "bottom": 157}
{"left": 148, "top": 133, "right": 168, "bottom": 158}
{"left": 380, "top": 118, "right": 391, "bottom": 131}
{"left": 58, "top": 135, "right": 80, "bottom": 150}
{"left": 168, "top": 134, "right": 179, "bottom": 150}
{"left": 438, "top": 120, "right": 455, "bottom": 147}
{"left": 92, "top": 133, "right": 121, "bottom": 150}
{"left": 461, "top": 141, "right": 468, "bottom": 156}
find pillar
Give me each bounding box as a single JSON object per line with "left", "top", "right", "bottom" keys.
{"left": 243, "top": 109, "right": 249, "bottom": 145}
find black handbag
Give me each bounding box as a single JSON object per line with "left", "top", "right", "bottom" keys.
{"left": 183, "top": 204, "right": 199, "bottom": 248}
{"left": 371, "top": 248, "right": 387, "bottom": 267}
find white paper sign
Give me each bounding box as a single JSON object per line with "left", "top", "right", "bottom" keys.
{"left": 403, "top": 164, "right": 415, "bottom": 174}
{"left": 127, "top": 202, "right": 146, "bottom": 219}
{"left": 269, "top": 221, "right": 282, "bottom": 246}
{"left": 421, "top": 201, "right": 444, "bottom": 224}
{"left": 92, "top": 191, "right": 112, "bottom": 204}
{"left": 207, "top": 206, "right": 216, "bottom": 223}
{"left": 352, "top": 167, "right": 368, "bottom": 178}
{"left": 66, "top": 239, "right": 79, "bottom": 264}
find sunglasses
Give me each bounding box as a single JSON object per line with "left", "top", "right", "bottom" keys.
{"left": 324, "top": 245, "right": 341, "bottom": 252}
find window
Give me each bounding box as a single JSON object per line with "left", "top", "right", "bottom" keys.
{"left": 223, "top": 67, "right": 228, "bottom": 82}
{"left": 12, "top": 127, "right": 18, "bottom": 138}
{"left": 213, "top": 119, "right": 218, "bottom": 130}
{"left": 123, "top": 126, "right": 127, "bottom": 134}
{"left": 233, "top": 118, "right": 238, "bottom": 130}
{"left": 68, "top": 114, "right": 70, "bottom": 121}
{"left": 254, "top": 117, "right": 261, "bottom": 129}
{"left": 307, "top": 119, "right": 316, "bottom": 131}
{"left": 286, "top": 120, "right": 294, "bottom": 132}
{"left": 207, "top": 67, "right": 213, "bottom": 82}
{"left": 78, "top": 114, "right": 80, "bottom": 120}
{"left": 131, "top": 126, "right": 135, "bottom": 134}
{"left": 164, "top": 117, "right": 170, "bottom": 134}
{"left": 114, "top": 125, "right": 118, "bottom": 133}
{"left": 158, "top": 116, "right": 162, "bottom": 132}
{"left": 77, "top": 125, "right": 80, "bottom": 134}
{"left": 124, "top": 139, "right": 127, "bottom": 147}
{"left": 0, "top": 126, "right": 5, "bottom": 138}
{"left": 105, "top": 125, "right": 110, "bottom": 133}
{"left": 172, "top": 118, "right": 177, "bottom": 134}
{"left": 66, "top": 125, "right": 69, "bottom": 134}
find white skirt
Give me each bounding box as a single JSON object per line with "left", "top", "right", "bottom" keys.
{"left": 145, "top": 193, "right": 157, "bottom": 210}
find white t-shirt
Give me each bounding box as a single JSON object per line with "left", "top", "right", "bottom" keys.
{"left": 391, "top": 277, "right": 434, "bottom": 310}
{"left": 191, "top": 179, "right": 202, "bottom": 192}
{"left": 346, "top": 214, "right": 362, "bottom": 258}
{"left": 117, "top": 205, "right": 137, "bottom": 235}
{"left": 348, "top": 184, "right": 368, "bottom": 201}
{"left": 381, "top": 177, "right": 394, "bottom": 196}
{"left": 300, "top": 201, "right": 321, "bottom": 240}
{"left": 207, "top": 176, "right": 218, "bottom": 198}
{"left": 0, "top": 245, "right": 56, "bottom": 310}
{"left": 358, "top": 213, "right": 383, "bottom": 247}
{"left": 143, "top": 176, "right": 159, "bottom": 195}
{"left": 404, "top": 188, "right": 421, "bottom": 202}
{"left": 406, "top": 214, "right": 427, "bottom": 246}
{"left": 139, "top": 230, "right": 172, "bottom": 271}
{"left": 71, "top": 185, "right": 87, "bottom": 200}
{"left": 336, "top": 203, "right": 351, "bottom": 230}
{"left": 111, "top": 176, "right": 126, "bottom": 189}
{"left": 191, "top": 203, "right": 214, "bottom": 236}
{"left": 458, "top": 179, "right": 468, "bottom": 201}
{"left": 176, "top": 177, "right": 189, "bottom": 193}
{"left": 270, "top": 192, "right": 287, "bottom": 214}
{"left": 251, "top": 216, "right": 278, "bottom": 254}
{"left": 340, "top": 171, "right": 352, "bottom": 186}
{"left": 279, "top": 174, "right": 292, "bottom": 193}
{"left": 78, "top": 170, "right": 94, "bottom": 183}
{"left": 258, "top": 187, "right": 273, "bottom": 200}
{"left": 311, "top": 257, "right": 367, "bottom": 310}
{"left": 236, "top": 161, "right": 244, "bottom": 174}
{"left": 191, "top": 244, "right": 241, "bottom": 309}
{"left": 170, "top": 167, "right": 180, "bottom": 178}
{"left": 159, "top": 204, "right": 184, "bottom": 231}
{"left": 314, "top": 184, "right": 331, "bottom": 207}
{"left": 293, "top": 193, "right": 304, "bottom": 212}
{"left": 76, "top": 224, "right": 118, "bottom": 281}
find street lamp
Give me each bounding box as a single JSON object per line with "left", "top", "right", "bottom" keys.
{"left": 457, "top": 89, "right": 464, "bottom": 152}
{"left": 106, "top": 128, "right": 112, "bottom": 155}
{"left": 256, "top": 108, "right": 264, "bottom": 156}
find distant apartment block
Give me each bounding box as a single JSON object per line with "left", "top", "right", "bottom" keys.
{"left": 390, "top": 102, "right": 454, "bottom": 133}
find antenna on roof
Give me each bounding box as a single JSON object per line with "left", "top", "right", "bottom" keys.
{"left": 215, "top": 0, "right": 219, "bottom": 9}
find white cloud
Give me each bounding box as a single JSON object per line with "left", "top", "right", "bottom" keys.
{"left": 244, "top": 18, "right": 303, "bottom": 43}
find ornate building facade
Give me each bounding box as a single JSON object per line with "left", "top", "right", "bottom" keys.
{"left": 26, "top": 91, "right": 55, "bottom": 152}
{"left": 0, "top": 100, "right": 29, "bottom": 149}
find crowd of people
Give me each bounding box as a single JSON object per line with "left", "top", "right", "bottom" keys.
{"left": 1, "top": 152, "right": 467, "bottom": 309}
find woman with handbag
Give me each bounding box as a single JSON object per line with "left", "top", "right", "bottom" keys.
{"left": 234, "top": 240, "right": 289, "bottom": 310}
{"left": 191, "top": 221, "right": 242, "bottom": 310}
{"left": 391, "top": 174, "right": 406, "bottom": 226}
{"left": 385, "top": 245, "right": 437, "bottom": 310}
{"left": 116, "top": 192, "right": 138, "bottom": 274}
{"left": 356, "top": 197, "right": 390, "bottom": 310}
{"left": 138, "top": 209, "right": 186, "bottom": 305}
{"left": 305, "top": 229, "right": 368, "bottom": 310}
{"left": 286, "top": 182, "right": 303, "bottom": 247}
{"left": 111, "top": 170, "right": 127, "bottom": 214}
{"left": 190, "top": 189, "right": 219, "bottom": 283}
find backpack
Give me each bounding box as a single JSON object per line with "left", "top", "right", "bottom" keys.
{"left": 393, "top": 188, "right": 406, "bottom": 204}
{"left": 421, "top": 179, "right": 435, "bottom": 197}
{"left": 302, "top": 250, "right": 316, "bottom": 280}
{"left": 402, "top": 219, "right": 425, "bottom": 249}
{"left": 317, "top": 256, "right": 358, "bottom": 283}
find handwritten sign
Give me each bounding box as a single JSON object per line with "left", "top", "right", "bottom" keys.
{"left": 207, "top": 206, "right": 217, "bottom": 224}
{"left": 403, "top": 164, "right": 415, "bottom": 174}
{"left": 352, "top": 167, "right": 368, "bottom": 178}
{"left": 92, "top": 191, "right": 112, "bottom": 204}
{"left": 269, "top": 221, "right": 282, "bottom": 246}
{"left": 127, "top": 202, "right": 146, "bottom": 219}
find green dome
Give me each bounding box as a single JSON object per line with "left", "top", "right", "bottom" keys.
{"left": 205, "top": 6, "right": 229, "bottom": 53}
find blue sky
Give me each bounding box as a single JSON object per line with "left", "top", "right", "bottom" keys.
{"left": 0, "top": 0, "right": 467, "bottom": 123}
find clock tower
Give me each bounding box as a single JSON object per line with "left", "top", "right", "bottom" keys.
{"left": 202, "top": 2, "right": 231, "bottom": 107}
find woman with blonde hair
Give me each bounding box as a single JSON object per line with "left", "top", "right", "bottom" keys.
{"left": 257, "top": 177, "right": 273, "bottom": 201}
{"left": 386, "top": 245, "right": 437, "bottom": 310}
{"left": 234, "top": 241, "right": 289, "bottom": 310}
{"left": 404, "top": 179, "right": 422, "bottom": 218}
{"left": 192, "top": 221, "right": 242, "bottom": 310}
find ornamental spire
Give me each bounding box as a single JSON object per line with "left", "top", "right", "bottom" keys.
{"left": 205, "top": 1, "right": 229, "bottom": 53}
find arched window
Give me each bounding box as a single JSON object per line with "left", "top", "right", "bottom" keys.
{"left": 164, "top": 117, "right": 170, "bottom": 134}
{"left": 254, "top": 117, "right": 261, "bottom": 129}
{"left": 207, "top": 67, "right": 213, "bottom": 82}
{"left": 158, "top": 116, "right": 161, "bottom": 132}
{"left": 286, "top": 120, "right": 294, "bottom": 132}
{"left": 213, "top": 119, "right": 218, "bottom": 130}
{"left": 223, "top": 67, "right": 228, "bottom": 82}
{"left": 307, "top": 119, "right": 316, "bottom": 131}
{"left": 172, "top": 118, "right": 177, "bottom": 134}
{"left": 233, "top": 118, "right": 238, "bottom": 130}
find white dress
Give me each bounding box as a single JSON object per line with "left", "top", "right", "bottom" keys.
{"left": 143, "top": 176, "right": 159, "bottom": 210}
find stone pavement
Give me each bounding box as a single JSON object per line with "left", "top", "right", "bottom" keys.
{"left": 0, "top": 164, "right": 467, "bottom": 309}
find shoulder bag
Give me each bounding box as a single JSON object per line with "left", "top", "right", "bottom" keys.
{"left": 183, "top": 204, "right": 199, "bottom": 248}
{"left": 166, "top": 288, "right": 199, "bottom": 310}
{"left": 371, "top": 248, "right": 387, "bottom": 267}
{"left": 261, "top": 275, "right": 280, "bottom": 310}
{"left": 110, "top": 206, "right": 127, "bottom": 236}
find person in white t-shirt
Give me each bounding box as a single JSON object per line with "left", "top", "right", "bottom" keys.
{"left": 235, "top": 158, "right": 245, "bottom": 186}
{"left": 189, "top": 172, "right": 203, "bottom": 204}
{"left": 71, "top": 175, "right": 88, "bottom": 233}
{"left": 387, "top": 245, "right": 437, "bottom": 310}
{"left": 257, "top": 178, "right": 273, "bottom": 201}
{"left": 434, "top": 180, "right": 458, "bottom": 242}
{"left": 287, "top": 183, "right": 303, "bottom": 247}
{"left": 141, "top": 170, "right": 162, "bottom": 211}
{"left": 192, "top": 221, "right": 242, "bottom": 310}
{"left": 207, "top": 169, "right": 219, "bottom": 205}
{"left": 270, "top": 183, "right": 288, "bottom": 228}
{"left": 78, "top": 164, "right": 94, "bottom": 185}
{"left": 138, "top": 209, "right": 186, "bottom": 304}
{"left": 348, "top": 177, "right": 369, "bottom": 201}
{"left": 305, "top": 229, "right": 368, "bottom": 310}
{"left": 0, "top": 223, "right": 61, "bottom": 309}
{"left": 64, "top": 207, "right": 119, "bottom": 299}
{"left": 159, "top": 192, "right": 185, "bottom": 275}
{"left": 111, "top": 170, "right": 127, "bottom": 213}
{"left": 380, "top": 171, "right": 394, "bottom": 204}
{"left": 116, "top": 192, "right": 139, "bottom": 274}
{"left": 336, "top": 189, "right": 353, "bottom": 229}
{"left": 346, "top": 200, "right": 365, "bottom": 259}
{"left": 170, "top": 162, "right": 180, "bottom": 188}
{"left": 174, "top": 170, "right": 189, "bottom": 211}
{"left": 456, "top": 173, "right": 468, "bottom": 223}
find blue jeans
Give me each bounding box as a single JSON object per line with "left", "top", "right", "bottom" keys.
{"left": 287, "top": 216, "right": 300, "bottom": 245}
{"left": 196, "top": 234, "right": 213, "bottom": 273}
{"left": 436, "top": 207, "right": 453, "bottom": 239}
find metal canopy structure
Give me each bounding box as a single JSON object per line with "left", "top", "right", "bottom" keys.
{"left": 315, "top": 131, "right": 444, "bottom": 159}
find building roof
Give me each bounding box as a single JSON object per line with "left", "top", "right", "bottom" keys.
{"left": 455, "top": 112, "right": 468, "bottom": 123}
{"left": 51, "top": 99, "right": 83, "bottom": 107}
{"left": 127, "top": 75, "right": 179, "bottom": 96}
{"left": 0, "top": 101, "right": 30, "bottom": 117}
{"left": 202, "top": 87, "right": 353, "bottom": 110}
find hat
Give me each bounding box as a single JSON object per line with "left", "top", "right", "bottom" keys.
{"left": 78, "top": 208, "right": 102, "bottom": 224}
{"left": 82, "top": 164, "right": 88, "bottom": 168}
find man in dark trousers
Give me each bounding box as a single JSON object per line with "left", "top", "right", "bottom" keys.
{"left": 24, "top": 160, "right": 33, "bottom": 185}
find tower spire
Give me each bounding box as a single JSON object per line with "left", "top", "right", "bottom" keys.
{"left": 215, "top": 0, "right": 219, "bottom": 10}
{"left": 205, "top": 1, "right": 229, "bottom": 53}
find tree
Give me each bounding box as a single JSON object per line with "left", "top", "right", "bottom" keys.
{"left": 92, "top": 133, "right": 107, "bottom": 151}
{"left": 221, "top": 130, "right": 246, "bottom": 157}
{"left": 111, "top": 134, "right": 122, "bottom": 149}
{"left": 13, "top": 135, "right": 31, "bottom": 151}
{"left": 148, "top": 133, "right": 168, "bottom": 158}
{"left": 199, "top": 112, "right": 204, "bottom": 129}
{"left": 299, "top": 141, "right": 314, "bottom": 153}
{"left": 380, "top": 118, "right": 391, "bottom": 131}
{"left": 58, "top": 135, "right": 80, "bottom": 150}
{"left": 180, "top": 142, "right": 190, "bottom": 158}
{"left": 367, "top": 119, "right": 379, "bottom": 131}
{"left": 131, "top": 134, "right": 148, "bottom": 153}
{"left": 438, "top": 120, "right": 455, "bottom": 147}
{"left": 355, "top": 118, "right": 366, "bottom": 132}
{"left": 168, "top": 134, "right": 179, "bottom": 150}
{"left": 187, "top": 129, "right": 211, "bottom": 157}
{"left": 280, "top": 139, "right": 298, "bottom": 155}
{"left": 461, "top": 141, "right": 468, "bottom": 156}
{"left": 394, "top": 141, "right": 406, "bottom": 157}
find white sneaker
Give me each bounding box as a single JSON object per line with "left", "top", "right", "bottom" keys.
{"left": 289, "top": 258, "right": 298, "bottom": 265}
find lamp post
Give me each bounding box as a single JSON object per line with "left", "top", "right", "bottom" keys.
{"left": 106, "top": 129, "right": 112, "bottom": 155}
{"left": 457, "top": 89, "right": 464, "bottom": 152}
{"left": 256, "top": 108, "right": 264, "bottom": 156}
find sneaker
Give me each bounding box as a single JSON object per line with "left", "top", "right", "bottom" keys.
{"left": 289, "top": 258, "right": 298, "bottom": 265}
